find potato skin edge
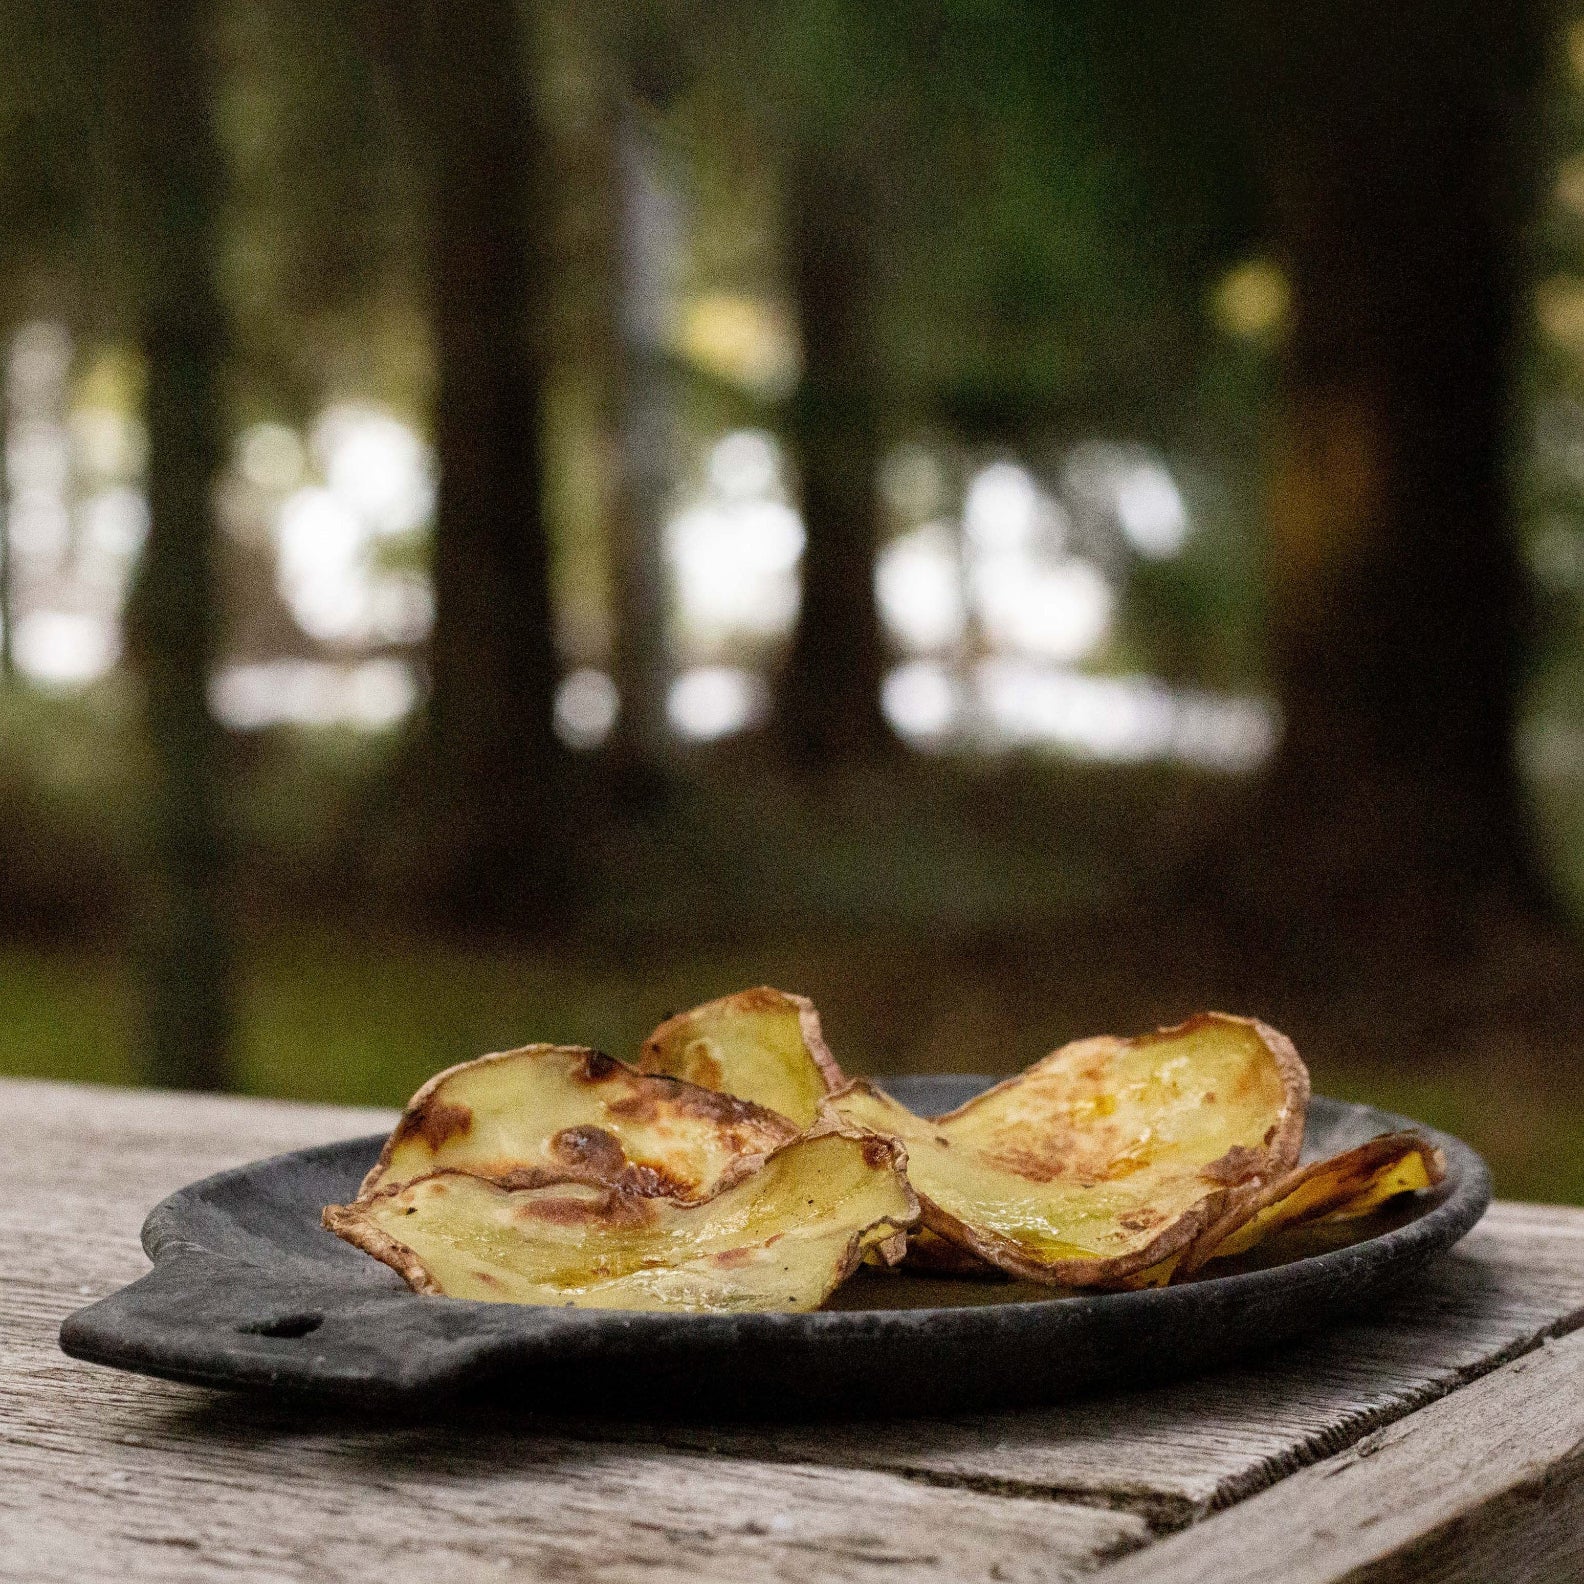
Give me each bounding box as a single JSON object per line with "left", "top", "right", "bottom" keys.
{"left": 322, "top": 1200, "right": 443, "bottom": 1296}
{"left": 1175, "top": 1129, "right": 1446, "bottom": 1276}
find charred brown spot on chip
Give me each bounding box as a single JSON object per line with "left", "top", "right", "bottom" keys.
{"left": 549, "top": 1124, "right": 628, "bottom": 1176}
{"left": 490, "top": 1166, "right": 567, "bottom": 1192}
{"left": 735, "top": 986, "right": 802, "bottom": 1015}
{"left": 680, "top": 1039, "right": 725, "bottom": 1089}
{"left": 983, "top": 1120, "right": 1159, "bottom": 1187}
{"left": 406, "top": 1098, "right": 473, "bottom": 1153}
{"left": 1118, "top": 1208, "right": 1166, "bottom": 1232}
{"left": 604, "top": 1089, "right": 661, "bottom": 1123}
{"left": 859, "top": 1134, "right": 898, "bottom": 1170}
{"left": 982, "top": 1141, "right": 1069, "bottom": 1184}
{"left": 515, "top": 1190, "right": 654, "bottom": 1229}
{"left": 620, "top": 1162, "right": 697, "bottom": 1199}
{"left": 649, "top": 1081, "right": 779, "bottom": 1128}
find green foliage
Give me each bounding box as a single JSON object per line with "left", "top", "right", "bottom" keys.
{"left": 665, "top": 0, "right": 1261, "bottom": 437}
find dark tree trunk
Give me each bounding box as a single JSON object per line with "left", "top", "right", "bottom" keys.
{"left": 116, "top": 0, "right": 233, "bottom": 1089}
{"left": 1244, "top": 0, "right": 1551, "bottom": 939}
{"left": 605, "top": 103, "right": 675, "bottom": 789}
{"left": 780, "top": 147, "right": 894, "bottom": 767}
{"left": 418, "top": 0, "right": 563, "bottom": 922}
{"left": 0, "top": 391, "right": 12, "bottom": 681}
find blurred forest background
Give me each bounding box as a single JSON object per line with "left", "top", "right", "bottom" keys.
{"left": 5, "top": 0, "right": 1584, "bottom": 1199}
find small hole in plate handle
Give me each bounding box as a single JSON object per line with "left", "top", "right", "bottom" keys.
{"left": 236, "top": 1312, "right": 324, "bottom": 1339}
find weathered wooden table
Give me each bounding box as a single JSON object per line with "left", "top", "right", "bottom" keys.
{"left": 5, "top": 1076, "right": 1584, "bottom": 1583}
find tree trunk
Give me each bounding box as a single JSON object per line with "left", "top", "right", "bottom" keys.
{"left": 1245, "top": 0, "right": 1550, "bottom": 943}
{"left": 605, "top": 102, "right": 675, "bottom": 791}
{"left": 116, "top": 0, "right": 233, "bottom": 1089}
{"left": 419, "top": 0, "right": 563, "bottom": 922}
{"left": 780, "top": 146, "right": 895, "bottom": 767}
{"left": 0, "top": 382, "right": 12, "bottom": 681}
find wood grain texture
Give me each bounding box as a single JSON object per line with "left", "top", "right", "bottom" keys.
{"left": 6, "top": 1076, "right": 1584, "bottom": 1584}
{"left": 1094, "top": 1326, "right": 1584, "bottom": 1584}
{"left": 0, "top": 1381, "right": 1144, "bottom": 1583}
{"left": 0, "top": 1079, "right": 1142, "bottom": 1582}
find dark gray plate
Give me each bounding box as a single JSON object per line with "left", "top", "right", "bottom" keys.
{"left": 59, "top": 1081, "right": 1489, "bottom": 1417}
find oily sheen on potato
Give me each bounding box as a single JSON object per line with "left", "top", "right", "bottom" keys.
{"left": 833, "top": 1013, "right": 1309, "bottom": 1286}
{"left": 638, "top": 987, "right": 844, "bottom": 1128}
{"left": 359, "top": 1044, "right": 799, "bottom": 1203}
{"left": 325, "top": 1129, "right": 918, "bottom": 1312}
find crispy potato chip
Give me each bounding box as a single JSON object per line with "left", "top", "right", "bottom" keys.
{"left": 325, "top": 1129, "right": 918, "bottom": 1311}
{"left": 1180, "top": 1131, "right": 1445, "bottom": 1274}
{"left": 833, "top": 1013, "right": 1308, "bottom": 1286}
{"left": 360, "top": 1045, "right": 799, "bottom": 1203}
{"left": 638, "top": 987, "right": 844, "bottom": 1128}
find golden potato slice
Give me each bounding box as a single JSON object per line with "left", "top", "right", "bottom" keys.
{"left": 1181, "top": 1131, "right": 1446, "bottom": 1274}
{"left": 832, "top": 1013, "right": 1308, "bottom": 1286}
{"left": 360, "top": 1045, "right": 798, "bottom": 1203}
{"left": 638, "top": 987, "right": 845, "bottom": 1127}
{"left": 325, "top": 1129, "right": 918, "bottom": 1312}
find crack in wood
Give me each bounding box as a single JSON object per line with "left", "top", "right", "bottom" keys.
{"left": 1202, "top": 1304, "right": 1584, "bottom": 1516}
{"left": 888, "top": 1467, "right": 1200, "bottom": 1537}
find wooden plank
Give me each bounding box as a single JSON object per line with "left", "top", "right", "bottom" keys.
{"left": 0, "top": 1372, "right": 1145, "bottom": 1582}
{"left": 1094, "top": 1325, "right": 1584, "bottom": 1584}
{"left": 0, "top": 1079, "right": 1144, "bottom": 1582}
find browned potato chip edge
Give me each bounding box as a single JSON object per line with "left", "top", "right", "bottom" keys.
{"left": 1177, "top": 1129, "right": 1446, "bottom": 1276}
